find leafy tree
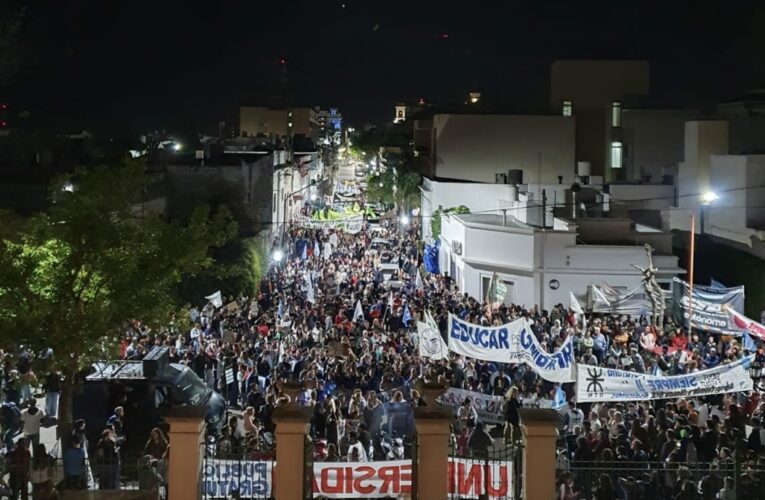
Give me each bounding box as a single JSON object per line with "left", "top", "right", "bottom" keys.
{"left": 0, "top": 162, "right": 237, "bottom": 439}
{"left": 365, "top": 167, "right": 421, "bottom": 212}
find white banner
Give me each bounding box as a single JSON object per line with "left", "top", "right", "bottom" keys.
{"left": 441, "top": 388, "right": 505, "bottom": 425}
{"left": 205, "top": 290, "right": 223, "bottom": 308}
{"left": 448, "top": 315, "right": 575, "bottom": 382}
{"left": 312, "top": 459, "right": 513, "bottom": 499}
{"left": 202, "top": 459, "right": 272, "bottom": 498}
{"left": 576, "top": 355, "right": 754, "bottom": 403}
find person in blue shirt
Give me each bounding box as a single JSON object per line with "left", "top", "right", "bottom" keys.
{"left": 63, "top": 436, "right": 87, "bottom": 490}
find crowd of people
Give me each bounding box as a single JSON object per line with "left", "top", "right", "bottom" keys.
{"left": 2, "top": 177, "right": 764, "bottom": 500}
{"left": 111, "top": 197, "right": 765, "bottom": 499}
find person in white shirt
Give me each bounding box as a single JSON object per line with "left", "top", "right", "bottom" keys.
{"left": 21, "top": 399, "right": 45, "bottom": 455}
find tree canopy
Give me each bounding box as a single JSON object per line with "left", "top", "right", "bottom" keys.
{"left": 0, "top": 162, "right": 237, "bottom": 427}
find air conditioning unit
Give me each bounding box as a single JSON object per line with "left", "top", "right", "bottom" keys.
{"left": 451, "top": 241, "right": 463, "bottom": 255}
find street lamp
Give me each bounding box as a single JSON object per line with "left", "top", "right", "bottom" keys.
{"left": 701, "top": 191, "right": 719, "bottom": 205}
{"left": 310, "top": 193, "right": 318, "bottom": 202}
{"left": 173, "top": 143, "right": 182, "bottom": 152}
{"left": 272, "top": 250, "right": 284, "bottom": 263}
{"left": 400, "top": 215, "right": 410, "bottom": 225}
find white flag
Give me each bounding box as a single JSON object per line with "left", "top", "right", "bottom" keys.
{"left": 306, "top": 274, "right": 315, "bottom": 304}
{"left": 205, "top": 290, "right": 223, "bottom": 308}
{"left": 418, "top": 321, "right": 449, "bottom": 360}
{"left": 415, "top": 271, "right": 424, "bottom": 291}
{"left": 570, "top": 291, "right": 586, "bottom": 332}
{"left": 353, "top": 300, "right": 364, "bottom": 323}
{"left": 425, "top": 311, "right": 439, "bottom": 331}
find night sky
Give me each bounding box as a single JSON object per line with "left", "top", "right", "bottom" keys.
{"left": 6, "top": 0, "right": 765, "bottom": 135}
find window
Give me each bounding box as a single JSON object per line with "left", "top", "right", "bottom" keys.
{"left": 611, "top": 142, "right": 623, "bottom": 169}
{"left": 562, "top": 100, "right": 572, "bottom": 117}
{"left": 612, "top": 101, "right": 621, "bottom": 127}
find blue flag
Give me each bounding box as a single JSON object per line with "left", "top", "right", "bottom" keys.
{"left": 743, "top": 330, "right": 756, "bottom": 352}
{"left": 553, "top": 386, "right": 567, "bottom": 409}
{"left": 710, "top": 278, "right": 726, "bottom": 289}
{"left": 402, "top": 305, "right": 412, "bottom": 326}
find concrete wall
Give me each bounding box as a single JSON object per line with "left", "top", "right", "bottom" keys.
{"left": 607, "top": 183, "right": 676, "bottom": 211}
{"left": 431, "top": 114, "right": 576, "bottom": 185}
{"left": 166, "top": 156, "right": 274, "bottom": 234}
{"left": 621, "top": 109, "right": 695, "bottom": 182}
{"left": 705, "top": 154, "right": 765, "bottom": 246}
{"left": 677, "top": 121, "right": 729, "bottom": 209}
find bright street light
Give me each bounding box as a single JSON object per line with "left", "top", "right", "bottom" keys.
{"left": 272, "top": 250, "right": 284, "bottom": 262}
{"left": 701, "top": 191, "right": 719, "bottom": 205}
{"left": 310, "top": 193, "right": 318, "bottom": 201}
{"left": 400, "top": 215, "right": 410, "bottom": 225}
{"left": 61, "top": 182, "right": 75, "bottom": 193}
{"left": 173, "top": 143, "right": 182, "bottom": 151}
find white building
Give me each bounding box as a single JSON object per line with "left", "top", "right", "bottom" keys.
{"left": 439, "top": 213, "right": 682, "bottom": 311}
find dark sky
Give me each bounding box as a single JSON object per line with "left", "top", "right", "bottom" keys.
{"left": 8, "top": 0, "right": 765, "bottom": 135}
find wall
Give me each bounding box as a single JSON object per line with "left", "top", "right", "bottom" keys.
{"left": 677, "top": 121, "right": 729, "bottom": 209}
{"left": 239, "top": 107, "right": 316, "bottom": 139}
{"left": 166, "top": 155, "right": 275, "bottom": 234}
{"left": 549, "top": 60, "right": 650, "bottom": 180}
{"left": 607, "top": 183, "right": 676, "bottom": 211}
{"left": 621, "top": 109, "right": 695, "bottom": 182}
{"left": 706, "top": 154, "right": 765, "bottom": 246}
{"left": 431, "top": 114, "right": 576, "bottom": 185}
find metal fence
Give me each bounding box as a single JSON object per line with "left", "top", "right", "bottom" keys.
{"left": 447, "top": 438, "right": 522, "bottom": 500}
{"left": 50, "top": 454, "right": 165, "bottom": 499}
{"left": 556, "top": 459, "right": 765, "bottom": 500}
{"left": 200, "top": 442, "right": 275, "bottom": 500}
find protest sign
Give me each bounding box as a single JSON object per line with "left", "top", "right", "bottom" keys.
{"left": 576, "top": 355, "right": 754, "bottom": 403}
{"left": 312, "top": 459, "right": 513, "bottom": 499}
{"left": 448, "top": 315, "right": 575, "bottom": 383}
{"left": 441, "top": 388, "right": 505, "bottom": 425}
{"left": 202, "top": 460, "right": 272, "bottom": 498}
{"left": 672, "top": 278, "right": 745, "bottom": 334}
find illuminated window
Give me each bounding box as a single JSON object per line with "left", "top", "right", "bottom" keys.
{"left": 611, "top": 142, "right": 623, "bottom": 169}
{"left": 562, "top": 100, "right": 572, "bottom": 117}
{"left": 612, "top": 102, "right": 621, "bottom": 127}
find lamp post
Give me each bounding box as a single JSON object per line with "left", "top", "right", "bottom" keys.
{"left": 687, "top": 191, "right": 718, "bottom": 331}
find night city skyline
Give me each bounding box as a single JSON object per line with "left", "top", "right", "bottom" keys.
{"left": 3, "top": 0, "right": 765, "bottom": 133}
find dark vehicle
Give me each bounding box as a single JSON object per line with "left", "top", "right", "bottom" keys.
{"left": 73, "top": 347, "right": 225, "bottom": 454}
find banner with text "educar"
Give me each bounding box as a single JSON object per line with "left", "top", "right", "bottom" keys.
{"left": 576, "top": 355, "right": 754, "bottom": 403}
{"left": 312, "top": 459, "right": 513, "bottom": 499}
{"left": 672, "top": 277, "right": 745, "bottom": 335}
{"left": 448, "top": 314, "right": 575, "bottom": 383}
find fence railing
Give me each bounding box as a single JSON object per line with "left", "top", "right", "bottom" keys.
{"left": 49, "top": 454, "right": 165, "bottom": 498}
{"left": 556, "top": 458, "right": 765, "bottom": 500}
{"left": 447, "top": 438, "right": 522, "bottom": 500}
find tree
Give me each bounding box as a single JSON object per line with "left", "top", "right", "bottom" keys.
{"left": 0, "top": 162, "right": 237, "bottom": 440}
{"left": 365, "top": 167, "right": 421, "bottom": 212}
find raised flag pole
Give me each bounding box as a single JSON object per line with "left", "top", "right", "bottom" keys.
{"left": 688, "top": 212, "right": 695, "bottom": 332}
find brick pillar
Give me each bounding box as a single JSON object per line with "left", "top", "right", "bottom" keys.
{"left": 413, "top": 382, "right": 451, "bottom": 500}
{"left": 166, "top": 408, "right": 206, "bottom": 500}
{"left": 519, "top": 408, "right": 559, "bottom": 500}
{"left": 273, "top": 381, "right": 311, "bottom": 500}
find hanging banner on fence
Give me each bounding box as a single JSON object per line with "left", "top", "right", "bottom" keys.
{"left": 312, "top": 459, "right": 513, "bottom": 499}
{"left": 202, "top": 459, "right": 273, "bottom": 498}
{"left": 591, "top": 283, "right": 651, "bottom": 316}
{"left": 448, "top": 314, "right": 575, "bottom": 382}
{"left": 441, "top": 388, "right": 505, "bottom": 425}
{"left": 576, "top": 354, "right": 754, "bottom": 403}
{"left": 672, "top": 277, "right": 745, "bottom": 334}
